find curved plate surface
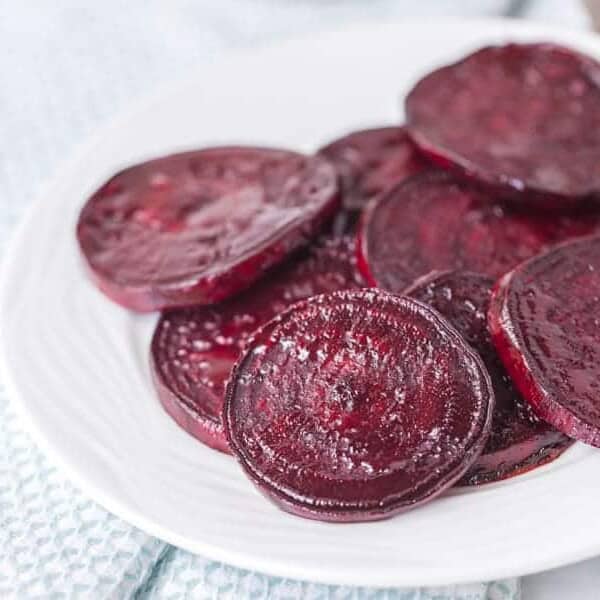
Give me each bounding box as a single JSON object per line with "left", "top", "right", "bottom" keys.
{"left": 1, "top": 19, "right": 599, "bottom": 587}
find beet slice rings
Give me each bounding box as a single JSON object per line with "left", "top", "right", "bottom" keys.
{"left": 151, "top": 234, "right": 364, "bottom": 452}
{"left": 490, "top": 235, "right": 600, "bottom": 448}
{"left": 77, "top": 147, "right": 339, "bottom": 311}
{"left": 358, "top": 171, "right": 600, "bottom": 293}
{"left": 406, "top": 43, "right": 600, "bottom": 207}
{"left": 318, "top": 126, "right": 428, "bottom": 211}
{"left": 406, "top": 271, "right": 572, "bottom": 485}
{"left": 77, "top": 39, "right": 600, "bottom": 523}
{"left": 225, "top": 290, "right": 494, "bottom": 522}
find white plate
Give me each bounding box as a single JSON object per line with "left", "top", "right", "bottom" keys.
{"left": 2, "top": 18, "right": 600, "bottom": 588}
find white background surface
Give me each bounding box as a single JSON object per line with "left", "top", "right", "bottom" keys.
{"left": 2, "top": 2, "right": 600, "bottom": 598}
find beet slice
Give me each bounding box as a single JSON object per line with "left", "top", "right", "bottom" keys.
{"left": 490, "top": 235, "right": 600, "bottom": 447}
{"left": 406, "top": 271, "right": 572, "bottom": 485}
{"left": 358, "top": 171, "right": 600, "bottom": 293}
{"left": 151, "top": 234, "right": 364, "bottom": 452}
{"left": 318, "top": 126, "right": 429, "bottom": 211}
{"left": 77, "top": 147, "right": 339, "bottom": 312}
{"left": 224, "top": 290, "right": 494, "bottom": 521}
{"left": 406, "top": 43, "right": 600, "bottom": 207}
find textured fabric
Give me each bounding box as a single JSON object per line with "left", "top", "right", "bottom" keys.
{"left": 136, "top": 547, "right": 520, "bottom": 599}
{"left": 0, "top": 394, "right": 166, "bottom": 599}
{"left": 0, "top": 1, "right": 588, "bottom": 598}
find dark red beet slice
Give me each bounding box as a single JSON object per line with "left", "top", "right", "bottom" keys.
{"left": 77, "top": 147, "right": 339, "bottom": 312}
{"left": 406, "top": 43, "right": 600, "bottom": 207}
{"left": 224, "top": 290, "right": 494, "bottom": 521}
{"left": 406, "top": 271, "right": 572, "bottom": 485}
{"left": 318, "top": 126, "right": 429, "bottom": 211}
{"left": 358, "top": 171, "right": 600, "bottom": 293}
{"left": 151, "top": 234, "right": 364, "bottom": 452}
{"left": 490, "top": 235, "right": 600, "bottom": 447}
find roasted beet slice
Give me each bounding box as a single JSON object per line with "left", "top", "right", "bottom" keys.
{"left": 406, "top": 43, "right": 600, "bottom": 207}
{"left": 358, "top": 171, "right": 600, "bottom": 293}
{"left": 406, "top": 271, "right": 572, "bottom": 485}
{"left": 490, "top": 235, "right": 600, "bottom": 447}
{"left": 224, "top": 290, "right": 494, "bottom": 521}
{"left": 151, "top": 234, "right": 364, "bottom": 452}
{"left": 77, "top": 147, "right": 339, "bottom": 311}
{"left": 318, "top": 126, "right": 429, "bottom": 211}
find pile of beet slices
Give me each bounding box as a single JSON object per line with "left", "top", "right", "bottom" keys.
{"left": 77, "top": 42, "right": 600, "bottom": 522}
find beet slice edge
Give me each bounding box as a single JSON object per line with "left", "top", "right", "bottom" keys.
{"left": 318, "top": 126, "right": 429, "bottom": 211}
{"left": 77, "top": 147, "right": 339, "bottom": 312}
{"left": 150, "top": 234, "right": 364, "bottom": 452}
{"left": 489, "top": 234, "right": 600, "bottom": 447}
{"left": 405, "top": 270, "right": 573, "bottom": 485}
{"left": 224, "top": 289, "right": 494, "bottom": 522}
{"left": 406, "top": 43, "right": 600, "bottom": 208}
{"left": 357, "top": 171, "right": 600, "bottom": 294}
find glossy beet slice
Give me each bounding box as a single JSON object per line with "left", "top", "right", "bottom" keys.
{"left": 406, "top": 271, "right": 572, "bottom": 485}
{"left": 77, "top": 147, "right": 339, "bottom": 312}
{"left": 318, "top": 126, "right": 429, "bottom": 211}
{"left": 151, "top": 234, "right": 364, "bottom": 452}
{"left": 358, "top": 171, "right": 600, "bottom": 293}
{"left": 490, "top": 235, "right": 600, "bottom": 447}
{"left": 406, "top": 43, "right": 600, "bottom": 207}
{"left": 224, "top": 290, "right": 494, "bottom": 522}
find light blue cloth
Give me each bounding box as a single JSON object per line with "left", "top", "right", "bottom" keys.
{"left": 1, "top": 1, "right": 587, "bottom": 598}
